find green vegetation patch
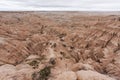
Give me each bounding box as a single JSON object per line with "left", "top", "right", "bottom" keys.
{"left": 32, "top": 66, "right": 51, "bottom": 80}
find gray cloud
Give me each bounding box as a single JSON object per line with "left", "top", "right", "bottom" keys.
{"left": 0, "top": 0, "right": 120, "bottom": 11}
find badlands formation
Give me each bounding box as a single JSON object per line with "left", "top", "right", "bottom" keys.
{"left": 0, "top": 12, "right": 120, "bottom": 80}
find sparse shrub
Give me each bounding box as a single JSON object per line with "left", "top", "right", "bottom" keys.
{"left": 49, "top": 58, "right": 56, "bottom": 65}
{"left": 28, "top": 60, "right": 39, "bottom": 69}
{"left": 32, "top": 66, "right": 51, "bottom": 80}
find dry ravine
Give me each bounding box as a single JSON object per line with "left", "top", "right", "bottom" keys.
{"left": 0, "top": 12, "right": 120, "bottom": 80}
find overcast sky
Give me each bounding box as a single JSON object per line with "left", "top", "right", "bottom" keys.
{"left": 0, "top": 0, "right": 120, "bottom": 11}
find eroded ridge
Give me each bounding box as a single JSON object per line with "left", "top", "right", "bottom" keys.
{"left": 0, "top": 12, "right": 120, "bottom": 80}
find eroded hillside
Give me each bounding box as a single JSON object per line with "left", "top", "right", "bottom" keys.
{"left": 0, "top": 12, "right": 120, "bottom": 80}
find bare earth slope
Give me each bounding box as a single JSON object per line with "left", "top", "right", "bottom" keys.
{"left": 0, "top": 12, "right": 120, "bottom": 80}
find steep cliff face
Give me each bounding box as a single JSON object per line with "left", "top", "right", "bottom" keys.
{"left": 0, "top": 12, "right": 120, "bottom": 80}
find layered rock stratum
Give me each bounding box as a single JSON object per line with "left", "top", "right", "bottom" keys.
{"left": 0, "top": 12, "right": 120, "bottom": 80}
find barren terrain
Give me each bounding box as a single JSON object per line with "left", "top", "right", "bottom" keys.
{"left": 0, "top": 12, "right": 120, "bottom": 80}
